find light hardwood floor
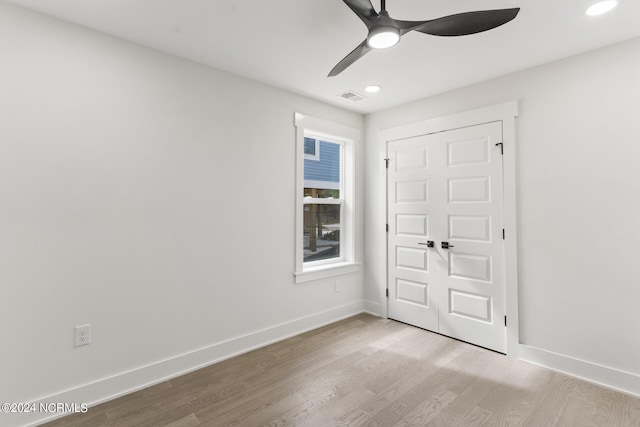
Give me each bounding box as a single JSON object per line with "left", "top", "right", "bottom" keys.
{"left": 42, "top": 314, "right": 640, "bottom": 426}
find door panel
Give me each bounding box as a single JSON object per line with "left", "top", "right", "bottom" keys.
{"left": 396, "top": 181, "right": 428, "bottom": 203}
{"left": 396, "top": 146, "right": 428, "bottom": 170}
{"left": 448, "top": 215, "right": 491, "bottom": 242}
{"left": 388, "top": 121, "right": 505, "bottom": 353}
{"left": 447, "top": 137, "right": 490, "bottom": 167}
{"left": 396, "top": 279, "right": 429, "bottom": 306}
{"left": 448, "top": 252, "right": 492, "bottom": 282}
{"left": 449, "top": 289, "right": 493, "bottom": 322}
{"left": 396, "top": 246, "right": 428, "bottom": 271}
{"left": 448, "top": 177, "right": 491, "bottom": 203}
{"left": 397, "top": 214, "right": 429, "bottom": 236}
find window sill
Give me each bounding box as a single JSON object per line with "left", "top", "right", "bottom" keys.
{"left": 294, "top": 262, "right": 360, "bottom": 284}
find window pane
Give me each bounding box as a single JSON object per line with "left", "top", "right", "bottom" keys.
{"left": 304, "top": 204, "right": 340, "bottom": 262}
{"left": 304, "top": 137, "right": 316, "bottom": 155}
{"left": 303, "top": 139, "right": 341, "bottom": 198}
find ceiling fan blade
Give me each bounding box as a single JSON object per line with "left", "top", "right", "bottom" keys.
{"left": 392, "top": 19, "right": 430, "bottom": 35}
{"left": 414, "top": 8, "right": 520, "bottom": 37}
{"left": 328, "top": 39, "right": 372, "bottom": 77}
{"left": 342, "top": 0, "right": 379, "bottom": 28}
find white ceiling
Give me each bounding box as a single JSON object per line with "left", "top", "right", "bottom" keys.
{"left": 6, "top": 0, "right": 640, "bottom": 113}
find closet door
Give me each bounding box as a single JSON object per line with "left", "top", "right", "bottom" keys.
{"left": 387, "top": 121, "right": 506, "bottom": 353}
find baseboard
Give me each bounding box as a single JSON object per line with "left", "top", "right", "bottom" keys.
{"left": 363, "top": 300, "right": 381, "bottom": 317}
{"left": 519, "top": 344, "right": 640, "bottom": 397}
{"left": 14, "top": 300, "right": 365, "bottom": 427}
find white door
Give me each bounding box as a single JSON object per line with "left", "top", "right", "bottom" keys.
{"left": 387, "top": 121, "right": 506, "bottom": 353}
{"left": 387, "top": 136, "right": 439, "bottom": 332}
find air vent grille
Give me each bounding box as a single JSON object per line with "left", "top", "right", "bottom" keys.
{"left": 338, "top": 90, "right": 366, "bottom": 102}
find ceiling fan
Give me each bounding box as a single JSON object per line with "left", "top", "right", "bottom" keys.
{"left": 329, "top": 0, "right": 520, "bottom": 77}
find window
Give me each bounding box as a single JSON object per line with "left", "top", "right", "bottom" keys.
{"left": 294, "top": 113, "right": 359, "bottom": 283}
{"left": 303, "top": 138, "right": 342, "bottom": 264}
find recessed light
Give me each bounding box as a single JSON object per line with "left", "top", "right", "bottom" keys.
{"left": 586, "top": 0, "right": 618, "bottom": 16}
{"left": 365, "top": 85, "right": 381, "bottom": 93}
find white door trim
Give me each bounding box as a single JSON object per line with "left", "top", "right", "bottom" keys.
{"left": 378, "top": 101, "right": 520, "bottom": 357}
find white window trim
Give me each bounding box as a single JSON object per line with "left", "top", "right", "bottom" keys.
{"left": 294, "top": 113, "right": 359, "bottom": 283}
{"left": 303, "top": 137, "right": 320, "bottom": 161}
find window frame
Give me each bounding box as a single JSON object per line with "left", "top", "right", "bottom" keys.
{"left": 294, "top": 113, "right": 359, "bottom": 283}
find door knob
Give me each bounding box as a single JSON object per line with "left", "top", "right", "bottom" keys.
{"left": 441, "top": 241, "right": 455, "bottom": 249}
{"left": 418, "top": 241, "right": 434, "bottom": 248}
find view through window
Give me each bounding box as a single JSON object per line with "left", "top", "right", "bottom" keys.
{"left": 303, "top": 137, "right": 342, "bottom": 263}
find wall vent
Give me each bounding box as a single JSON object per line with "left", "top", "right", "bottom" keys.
{"left": 338, "top": 90, "right": 366, "bottom": 102}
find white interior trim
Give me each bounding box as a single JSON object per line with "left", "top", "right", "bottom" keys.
{"left": 294, "top": 261, "right": 360, "bottom": 283}
{"left": 363, "top": 300, "right": 382, "bottom": 317}
{"left": 294, "top": 113, "right": 360, "bottom": 282}
{"left": 520, "top": 344, "right": 640, "bottom": 397}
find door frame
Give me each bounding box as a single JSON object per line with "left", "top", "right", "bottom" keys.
{"left": 378, "top": 101, "right": 520, "bottom": 357}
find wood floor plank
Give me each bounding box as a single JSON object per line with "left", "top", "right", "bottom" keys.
{"left": 352, "top": 339, "right": 469, "bottom": 413}
{"left": 296, "top": 387, "right": 376, "bottom": 427}
{"left": 391, "top": 388, "right": 458, "bottom": 427}
{"left": 460, "top": 406, "right": 493, "bottom": 426}
{"left": 163, "top": 413, "right": 200, "bottom": 427}
{"left": 430, "top": 351, "right": 530, "bottom": 425}
{"left": 41, "top": 314, "right": 640, "bottom": 427}
{"left": 358, "top": 347, "right": 495, "bottom": 426}
{"left": 482, "top": 362, "right": 555, "bottom": 427}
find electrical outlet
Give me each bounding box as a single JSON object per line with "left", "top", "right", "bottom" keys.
{"left": 74, "top": 324, "right": 91, "bottom": 347}
{"left": 335, "top": 280, "right": 340, "bottom": 292}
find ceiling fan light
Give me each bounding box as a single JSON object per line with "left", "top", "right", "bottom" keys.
{"left": 586, "top": 0, "right": 618, "bottom": 16}
{"left": 367, "top": 26, "right": 400, "bottom": 49}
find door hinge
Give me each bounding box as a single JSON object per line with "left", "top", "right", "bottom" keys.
{"left": 495, "top": 142, "right": 504, "bottom": 155}
{"left": 502, "top": 229, "right": 505, "bottom": 240}
{"left": 386, "top": 224, "right": 389, "bottom": 232}
{"left": 384, "top": 158, "right": 390, "bottom": 168}
{"left": 386, "top": 288, "right": 389, "bottom": 298}
{"left": 504, "top": 316, "right": 507, "bottom": 327}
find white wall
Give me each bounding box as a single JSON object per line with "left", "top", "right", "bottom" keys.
{"left": 0, "top": 3, "right": 363, "bottom": 424}
{"left": 364, "top": 37, "right": 640, "bottom": 393}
